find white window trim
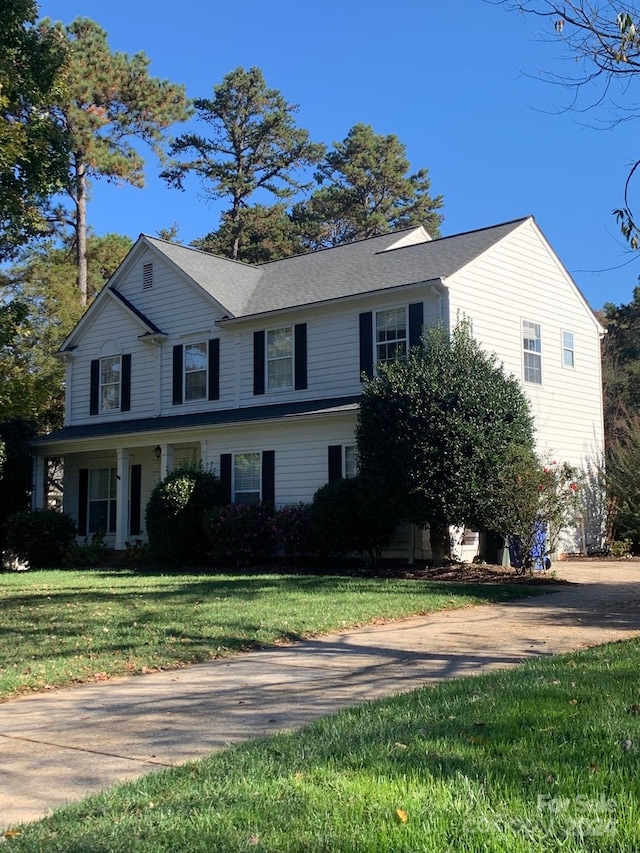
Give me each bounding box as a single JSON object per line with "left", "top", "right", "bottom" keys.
{"left": 522, "top": 319, "right": 543, "bottom": 385}
{"left": 266, "top": 325, "right": 294, "bottom": 392}
{"left": 562, "top": 330, "right": 575, "bottom": 369}
{"left": 375, "top": 305, "right": 408, "bottom": 366}
{"left": 344, "top": 445, "right": 358, "bottom": 479}
{"left": 100, "top": 355, "right": 121, "bottom": 413}
{"left": 183, "top": 340, "right": 208, "bottom": 402}
{"left": 88, "top": 468, "right": 117, "bottom": 535}
{"left": 232, "top": 451, "right": 262, "bottom": 504}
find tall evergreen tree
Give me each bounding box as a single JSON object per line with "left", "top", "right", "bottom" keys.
{"left": 601, "top": 286, "right": 640, "bottom": 440}
{"left": 0, "top": 0, "right": 68, "bottom": 258}
{"left": 192, "top": 204, "right": 305, "bottom": 264}
{"left": 40, "top": 17, "right": 190, "bottom": 304}
{"left": 293, "top": 123, "right": 444, "bottom": 250}
{"left": 162, "top": 66, "right": 324, "bottom": 261}
{"left": 0, "top": 232, "right": 132, "bottom": 431}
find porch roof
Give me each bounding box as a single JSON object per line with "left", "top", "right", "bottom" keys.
{"left": 32, "top": 396, "right": 361, "bottom": 449}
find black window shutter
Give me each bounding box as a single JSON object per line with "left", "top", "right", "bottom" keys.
{"left": 121, "top": 353, "right": 131, "bottom": 412}
{"left": 220, "top": 453, "right": 232, "bottom": 504}
{"left": 359, "top": 312, "right": 374, "bottom": 379}
{"left": 328, "top": 445, "right": 343, "bottom": 483}
{"left": 294, "top": 323, "right": 307, "bottom": 390}
{"left": 408, "top": 302, "right": 424, "bottom": 348}
{"left": 253, "top": 331, "right": 265, "bottom": 395}
{"left": 90, "top": 360, "right": 99, "bottom": 415}
{"left": 262, "top": 450, "right": 275, "bottom": 506}
{"left": 172, "top": 345, "right": 183, "bottom": 405}
{"left": 129, "top": 464, "right": 142, "bottom": 535}
{"left": 208, "top": 338, "right": 220, "bottom": 401}
{"left": 78, "top": 469, "right": 88, "bottom": 536}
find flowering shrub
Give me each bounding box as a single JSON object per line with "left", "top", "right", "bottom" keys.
{"left": 536, "top": 459, "right": 582, "bottom": 556}
{"left": 493, "top": 451, "right": 582, "bottom": 571}
{"left": 204, "top": 503, "right": 276, "bottom": 567}
{"left": 272, "top": 503, "right": 317, "bottom": 563}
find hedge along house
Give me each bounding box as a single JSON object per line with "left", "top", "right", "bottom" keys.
{"left": 31, "top": 216, "right": 606, "bottom": 559}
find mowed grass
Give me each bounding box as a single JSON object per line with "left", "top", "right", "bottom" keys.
{"left": 7, "top": 639, "right": 640, "bottom": 852}
{"left": 0, "top": 569, "right": 539, "bottom": 701}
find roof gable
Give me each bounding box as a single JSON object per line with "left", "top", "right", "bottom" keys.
{"left": 142, "top": 236, "right": 262, "bottom": 317}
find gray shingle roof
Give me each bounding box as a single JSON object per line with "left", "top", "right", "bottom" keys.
{"left": 144, "top": 218, "right": 529, "bottom": 319}
{"left": 246, "top": 218, "right": 528, "bottom": 315}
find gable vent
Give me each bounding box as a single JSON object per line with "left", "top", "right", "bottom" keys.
{"left": 142, "top": 262, "right": 153, "bottom": 290}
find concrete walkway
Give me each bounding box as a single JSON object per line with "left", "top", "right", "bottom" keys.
{"left": 1, "top": 561, "right": 640, "bottom": 830}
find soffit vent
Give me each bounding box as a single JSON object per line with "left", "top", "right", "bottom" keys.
{"left": 143, "top": 262, "right": 153, "bottom": 290}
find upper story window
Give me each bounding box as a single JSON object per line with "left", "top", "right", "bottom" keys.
{"left": 184, "top": 342, "right": 208, "bottom": 401}
{"left": 233, "top": 452, "right": 261, "bottom": 504}
{"left": 267, "top": 326, "right": 293, "bottom": 390}
{"left": 100, "top": 356, "right": 121, "bottom": 411}
{"left": 522, "top": 320, "right": 542, "bottom": 384}
{"left": 562, "top": 330, "right": 575, "bottom": 368}
{"left": 376, "top": 307, "right": 407, "bottom": 364}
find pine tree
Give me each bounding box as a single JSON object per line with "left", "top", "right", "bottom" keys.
{"left": 293, "top": 123, "right": 444, "bottom": 250}
{"left": 0, "top": 0, "right": 68, "bottom": 258}
{"left": 162, "top": 66, "right": 324, "bottom": 261}
{"left": 41, "top": 17, "right": 190, "bottom": 304}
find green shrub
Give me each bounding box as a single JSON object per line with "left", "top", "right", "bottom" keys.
{"left": 310, "top": 477, "right": 396, "bottom": 566}
{"left": 4, "top": 508, "right": 76, "bottom": 568}
{"left": 204, "top": 503, "right": 275, "bottom": 567}
{"left": 607, "top": 538, "right": 632, "bottom": 558}
{"left": 69, "top": 531, "right": 106, "bottom": 567}
{"left": 145, "top": 463, "right": 226, "bottom": 565}
{"left": 273, "top": 503, "right": 317, "bottom": 564}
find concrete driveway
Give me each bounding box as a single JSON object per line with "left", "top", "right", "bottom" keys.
{"left": 1, "top": 560, "right": 639, "bottom": 829}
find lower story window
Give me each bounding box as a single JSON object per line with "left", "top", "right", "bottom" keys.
{"left": 344, "top": 445, "right": 358, "bottom": 479}
{"left": 233, "top": 452, "right": 261, "bottom": 504}
{"left": 88, "top": 468, "right": 116, "bottom": 534}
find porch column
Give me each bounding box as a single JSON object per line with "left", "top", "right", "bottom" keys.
{"left": 115, "top": 448, "right": 130, "bottom": 550}
{"left": 160, "top": 444, "right": 173, "bottom": 480}
{"left": 31, "top": 455, "right": 46, "bottom": 510}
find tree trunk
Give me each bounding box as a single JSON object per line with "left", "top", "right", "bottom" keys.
{"left": 75, "top": 156, "right": 88, "bottom": 306}
{"left": 230, "top": 193, "right": 242, "bottom": 261}
{"left": 429, "top": 522, "right": 450, "bottom": 567}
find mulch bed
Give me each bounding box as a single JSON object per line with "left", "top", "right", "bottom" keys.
{"left": 380, "top": 562, "right": 572, "bottom": 585}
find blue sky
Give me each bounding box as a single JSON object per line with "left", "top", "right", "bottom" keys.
{"left": 37, "top": 0, "right": 640, "bottom": 310}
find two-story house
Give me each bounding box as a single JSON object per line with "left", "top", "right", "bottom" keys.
{"left": 31, "top": 216, "right": 605, "bottom": 559}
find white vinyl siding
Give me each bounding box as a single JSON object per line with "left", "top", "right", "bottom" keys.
{"left": 267, "top": 327, "right": 293, "bottom": 390}
{"left": 445, "top": 217, "right": 604, "bottom": 469}
{"left": 522, "top": 320, "right": 542, "bottom": 384}
{"left": 562, "top": 330, "right": 575, "bottom": 368}
{"left": 68, "top": 304, "right": 154, "bottom": 425}
{"left": 100, "top": 356, "right": 121, "bottom": 411}
{"left": 184, "top": 341, "right": 207, "bottom": 401}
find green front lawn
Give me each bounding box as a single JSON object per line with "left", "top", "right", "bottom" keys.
{"left": 7, "top": 638, "right": 640, "bottom": 851}
{"left": 0, "top": 569, "right": 538, "bottom": 701}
